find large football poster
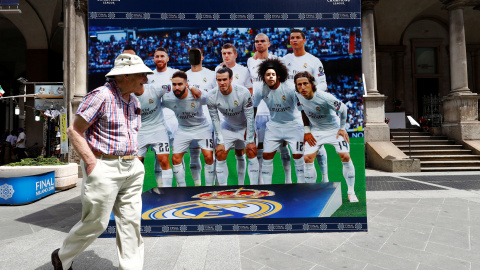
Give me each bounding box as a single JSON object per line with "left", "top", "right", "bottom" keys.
{"left": 88, "top": 0, "right": 367, "bottom": 235}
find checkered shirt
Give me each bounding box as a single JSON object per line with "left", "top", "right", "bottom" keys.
{"left": 76, "top": 81, "right": 142, "bottom": 155}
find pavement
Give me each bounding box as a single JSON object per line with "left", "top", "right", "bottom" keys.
{"left": 2, "top": 169, "right": 480, "bottom": 270}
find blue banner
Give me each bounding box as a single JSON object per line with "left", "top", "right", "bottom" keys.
{"left": 0, "top": 0, "right": 19, "bottom": 5}
{"left": 0, "top": 171, "right": 55, "bottom": 205}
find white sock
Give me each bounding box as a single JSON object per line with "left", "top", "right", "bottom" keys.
{"left": 189, "top": 148, "right": 202, "bottom": 184}
{"left": 247, "top": 157, "right": 260, "bottom": 185}
{"left": 343, "top": 160, "right": 356, "bottom": 194}
{"left": 204, "top": 163, "right": 215, "bottom": 186}
{"left": 236, "top": 154, "right": 246, "bottom": 185}
{"left": 172, "top": 164, "right": 186, "bottom": 187}
{"left": 317, "top": 146, "right": 329, "bottom": 182}
{"left": 154, "top": 158, "right": 163, "bottom": 187}
{"left": 257, "top": 149, "right": 264, "bottom": 184}
{"left": 293, "top": 158, "right": 305, "bottom": 183}
{"left": 216, "top": 160, "right": 228, "bottom": 186}
{"left": 280, "top": 145, "right": 292, "bottom": 184}
{"left": 261, "top": 159, "right": 274, "bottom": 185}
{"left": 162, "top": 169, "right": 173, "bottom": 187}
{"left": 304, "top": 162, "right": 317, "bottom": 183}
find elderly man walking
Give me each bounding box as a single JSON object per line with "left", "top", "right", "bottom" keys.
{"left": 51, "top": 54, "right": 152, "bottom": 270}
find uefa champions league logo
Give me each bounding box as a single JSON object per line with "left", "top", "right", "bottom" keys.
{"left": 0, "top": 183, "right": 15, "bottom": 200}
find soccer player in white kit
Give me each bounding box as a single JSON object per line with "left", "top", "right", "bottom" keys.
{"left": 214, "top": 43, "right": 253, "bottom": 184}
{"left": 294, "top": 71, "right": 358, "bottom": 203}
{"left": 162, "top": 71, "right": 216, "bottom": 187}
{"left": 186, "top": 48, "right": 217, "bottom": 185}
{"left": 282, "top": 29, "right": 329, "bottom": 182}
{"left": 253, "top": 58, "right": 306, "bottom": 184}
{"left": 247, "top": 33, "right": 292, "bottom": 184}
{"left": 146, "top": 47, "right": 178, "bottom": 189}
{"left": 207, "top": 67, "right": 259, "bottom": 185}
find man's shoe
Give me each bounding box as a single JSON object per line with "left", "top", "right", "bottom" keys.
{"left": 51, "top": 248, "right": 72, "bottom": 270}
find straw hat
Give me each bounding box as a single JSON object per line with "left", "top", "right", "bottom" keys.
{"left": 105, "top": 54, "right": 154, "bottom": 78}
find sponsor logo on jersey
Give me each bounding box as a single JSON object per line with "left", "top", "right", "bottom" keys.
{"left": 318, "top": 66, "right": 325, "bottom": 76}
{"left": 149, "top": 99, "right": 154, "bottom": 104}
{"left": 234, "top": 100, "right": 239, "bottom": 106}
{"left": 191, "top": 103, "right": 196, "bottom": 108}
{"left": 142, "top": 188, "right": 283, "bottom": 220}
{"left": 303, "top": 63, "right": 308, "bottom": 69}
{"left": 246, "top": 97, "right": 253, "bottom": 108}
{"left": 282, "top": 95, "right": 286, "bottom": 101}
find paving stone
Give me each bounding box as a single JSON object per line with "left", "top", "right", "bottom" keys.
{"left": 425, "top": 242, "right": 480, "bottom": 265}
{"left": 433, "top": 215, "right": 470, "bottom": 233}
{"left": 437, "top": 204, "right": 469, "bottom": 221}
{"left": 380, "top": 242, "right": 469, "bottom": 270}
{"left": 363, "top": 264, "right": 388, "bottom": 270}
{"left": 336, "top": 241, "right": 418, "bottom": 270}
{"left": 386, "top": 227, "right": 431, "bottom": 250}
{"left": 429, "top": 227, "right": 470, "bottom": 250}
{"left": 204, "top": 235, "right": 241, "bottom": 270}
{"left": 348, "top": 229, "right": 392, "bottom": 251}
{"left": 144, "top": 236, "right": 186, "bottom": 270}
{"left": 173, "top": 235, "right": 210, "bottom": 270}
{"left": 375, "top": 208, "right": 411, "bottom": 221}
{"left": 241, "top": 245, "right": 315, "bottom": 270}
{"left": 302, "top": 233, "right": 350, "bottom": 252}
{"left": 260, "top": 233, "right": 312, "bottom": 253}
{"left": 289, "top": 244, "right": 367, "bottom": 270}
{"left": 240, "top": 256, "right": 265, "bottom": 270}
{"left": 310, "top": 265, "right": 332, "bottom": 270}
{"left": 239, "top": 234, "right": 276, "bottom": 252}
{"left": 369, "top": 215, "right": 433, "bottom": 235}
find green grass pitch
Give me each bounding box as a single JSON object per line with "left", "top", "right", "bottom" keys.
{"left": 142, "top": 137, "right": 366, "bottom": 217}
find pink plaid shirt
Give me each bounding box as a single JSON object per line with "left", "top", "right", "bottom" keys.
{"left": 76, "top": 81, "right": 142, "bottom": 156}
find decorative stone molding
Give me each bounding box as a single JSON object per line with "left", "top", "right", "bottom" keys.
{"left": 440, "top": 0, "right": 480, "bottom": 10}
{"left": 361, "top": 0, "right": 380, "bottom": 11}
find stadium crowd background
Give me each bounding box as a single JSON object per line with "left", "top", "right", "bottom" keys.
{"left": 88, "top": 27, "right": 363, "bottom": 132}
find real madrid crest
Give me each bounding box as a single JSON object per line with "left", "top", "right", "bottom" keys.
{"left": 234, "top": 100, "right": 239, "bottom": 106}
{"left": 282, "top": 95, "right": 286, "bottom": 101}
{"left": 149, "top": 99, "right": 154, "bottom": 104}
{"left": 235, "top": 74, "right": 239, "bottom": 80}
{"left": 191, "top": 102, "right": 196, "bottom": 108}
{"left": 316, "top": 106, "right": 321, "bottom": 111}
{"left": 303, "top": 63, "right": 308, "bottom": 69}
{"left": 203, "top": 77, "right": 207, "bottom": 82}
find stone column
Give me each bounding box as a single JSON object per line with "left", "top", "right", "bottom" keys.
{"left": 441, "top": 0, "right": 480, "bottom": 141}
{"left": 64, "top": 0, "right": 88, "bottom": 164}
{"left": 362, "top": 0, "right": 390, "bottom": 142}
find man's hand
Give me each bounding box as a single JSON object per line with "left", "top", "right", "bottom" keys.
{"left": 336, "top": 129, "right": 349, "bottom": 143}
{"left": 304, "top": 133, "right": 317, "bottom": 147}
{"left": 190, "top": 86, "right": 201, "bottom": 99}
{"left": 246, "top": 142, "right": 257, "bottom": 157}
{"left": 85, "top": 160, "right": 98, "bottom": 176}
{"left": 215, "top": 144, "right": 225, "bottom": 154}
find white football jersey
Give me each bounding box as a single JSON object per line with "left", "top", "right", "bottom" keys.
{"left": 207, "top": 84, "right": 255, "bottom": 145}
{"left": 247, "top": 54, "right": 277, "bottom": 115}
{"left": 136, "top": 84, "right": 168, "bottom": 135}
{"left": 161, "top": 89, "right": 209, "bottom": 132}
{"left": 186, "top": 67, "right": 216, "bottom": 123}
{"left": 253, "top": 81, "right": 302, "bottom": 127}
{"left": 282, "top": 53, "right": 328, "bottom": 91}
{"left": 296, "top": 90, "right": 347, "bottom": 132}
{"left": 215, "top": 63, "right": 253, "bottom": 89}
{"left": 147, "top": 67, "right": 179, "bottom": 123}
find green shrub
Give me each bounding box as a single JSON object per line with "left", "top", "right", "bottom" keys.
{"left": 6, "top": 157, "right": 67, "bottom": 166}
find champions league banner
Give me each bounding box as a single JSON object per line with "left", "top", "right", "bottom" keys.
{"left": 88, "top": 0, "right": 367, "bottom": 236}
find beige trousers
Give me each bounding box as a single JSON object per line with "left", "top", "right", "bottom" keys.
{"left": 59, "top": 157, "right": 145, "bottom": 270}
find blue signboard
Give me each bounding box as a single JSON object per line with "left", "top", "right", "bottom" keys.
{"left": 101, "top": 183, "right": 366, "bottom": 236}
{"left": 0, "top": 0, "right": 19, "bottom": 5}
{"left": 0, "top": 171, "right": 55, "bottom": 205}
